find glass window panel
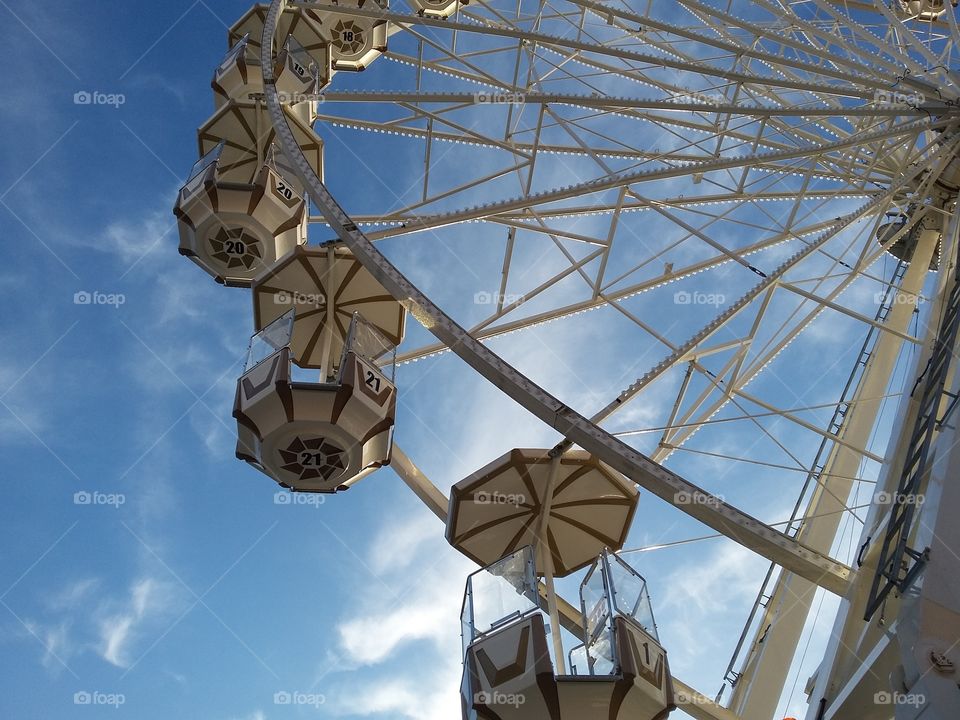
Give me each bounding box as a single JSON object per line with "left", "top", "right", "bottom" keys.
{"left": 461, "top": 547, "right": 539, "bottom": 647}
{"left": 245, "top": 309, "right": 295, "bottom": 371}
{"left": 345, "top": 313, "right": 398, "bottom": 380}
{"left": 218, "top": 33, "right": 254, "bottom": 75}
{"left": 186, "top": 141, "right": 223, "bottom": 185}
{"left": 609, "top": 553, "right": 658, "bottom": 640}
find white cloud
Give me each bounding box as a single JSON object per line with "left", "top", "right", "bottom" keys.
{"left": 100, "top": 615, "right": 137, "bottom": 667}
{"left": 96, "top": 576, "right": 179, "bottom": 668}
{"left": 99, "top": 207, "right": 177, "bottom": 267}
{"left": 45, "top": 578, "right": 100, "bottom": 611}
{"left": 658, "top": 542, "right": 769, "bottom": 668}
{"left": 336, "top": 547, "right": 470, "bottom": 667}
{"left": 338, "top": 601, "right": 446, "bottom": 667}
{"left": 23, "top": 619, "right": 73, "bottom": 672}
{"left": 368, "top": 514, "right": 440, "bottom": 576}
{"left": 0, "top": 406, "right": 49, "bottom": 445}
{"left": 327, "top": 671, "right": 462, "bottom": 720}
{"left": 17, "top": 578, "right": 100, "bottom": 672}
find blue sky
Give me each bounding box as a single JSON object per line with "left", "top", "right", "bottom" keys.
{"left": 0, "top": 2, "right": 939, "bottom": 719}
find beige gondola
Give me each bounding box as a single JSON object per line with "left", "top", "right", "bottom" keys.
{"left": 234, "top": 310, "right": 398, "bottom": 492}
{"left": 251, "top": 244, "right": 406, "bottom": 375}
{"left": 226, "top": 3, "right": 334, "bottom": 124}
{"left": 448, "top": 447, "right": 640, "bottom": 681}
{"left": 306, "top": 0, "right": 389, "bottom": 71}
{"left": 212, "top": 33, "right": 331, "bottom": 109}
{"left": 175, "top": 143, "right": 307, "bottom": 287}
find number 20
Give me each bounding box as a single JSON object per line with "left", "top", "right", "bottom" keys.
{"left": 275, "top": 180, "right": 294, "bottom": 200}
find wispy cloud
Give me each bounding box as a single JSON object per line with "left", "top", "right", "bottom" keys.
{"left": 96, "top": 576, "right": 179, "bottom": 668}
{"left": 22, "top": 618, "right": 73, "bottom": 671}
{"left": 14, "top": 534, "right": 187, "bottom": 676}
{"left": 99, "top": 207, "right": 176, "bottom": 267}
{"left": 327, "top": 671, "right": 462, "bottom": 720}
{"left": 44, "top": 577, "right": 100, "bottom": 611}
{"left": 657, "top": 542, "right": 769, "bottom": 682}
{"left": 368, "top": 514, "right": 440, "bottom": 576}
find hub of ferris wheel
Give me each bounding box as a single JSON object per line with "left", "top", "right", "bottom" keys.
{"left": 876, "top": 137, "right": 960, "bottom": 270}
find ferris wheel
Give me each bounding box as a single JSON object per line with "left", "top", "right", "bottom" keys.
{"left": 174, "top": 1, "right": 960, "bottom": 719}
